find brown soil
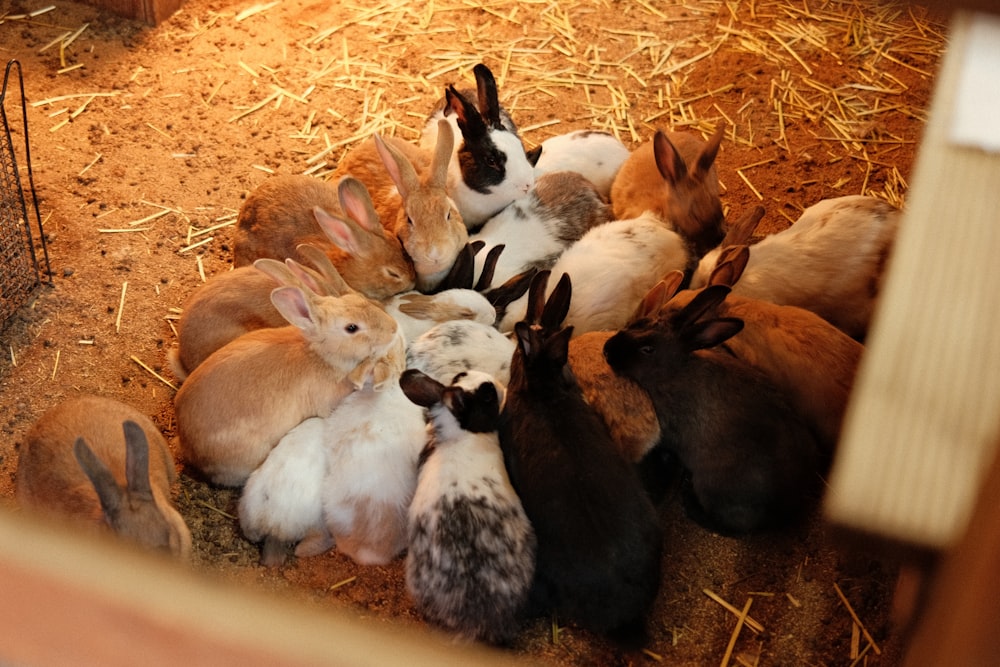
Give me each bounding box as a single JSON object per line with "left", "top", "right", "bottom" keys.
{"left": 0, "top": 0, "right": 947, "bottom": 664}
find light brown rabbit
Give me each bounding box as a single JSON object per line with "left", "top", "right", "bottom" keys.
{"left": 167, "top": 254, "right": 348, "bottom": 382}
{"left": 232, "top": 174, "right": 415, "bottom": 300}
{"left": 174, "top": 284, "right": 403, "bottom": 487}
{"left": 657, "top": 246, "right": 865, "bottom": 453}
{"left": 610, "top": 123, "right": 726, "bottom": 258}
{"left": 16, "top": 395, "right": 192, "bottom": 559}
{"left": 333, "top": 120, "right": 468, "bottom": 292}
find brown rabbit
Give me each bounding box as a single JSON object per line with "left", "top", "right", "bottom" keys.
{"left": 167, "top": 254, "right": 349, "bottom": 382}
{"left": 655, "top": 246, "right": 864, "bottom": 453}
{"left": 610, "top": 123, "right": 726, "bottom": 258}
{"left": 232, "top": 174, "right": 415, "bottom": 300}
{"left": 333, "top": 120, "right": 469, "bottom": 292}
{"left": 16, "top": 395, "right": 192, "bottom": 559}
{"left": 174, "top": 281, "right": 403, "bottom": 487}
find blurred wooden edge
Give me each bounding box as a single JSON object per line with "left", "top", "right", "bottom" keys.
{"left": 0, "top": 506, "right": 523, "bottom": 667}
{"left": 77, "top": 0, "right": 184, "bottom": 25}
{"left": 824, "top": 9, "right": 1000, "bottom": 550}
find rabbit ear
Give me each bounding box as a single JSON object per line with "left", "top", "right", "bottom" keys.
{"left": 473, "top": 63, "right": 503, "bottom": 130}
{"left": 721, "top": 205, "right": 765, "bottom": 248}
{"left": 284, "top": 258, "right": 332, "bottom": 296}
{"left": 484, "top": 267, "right": 536, "bottom": 313}
{"left": 636, "top": 269, "right": 685, "bottom": 320}
{"left": 447, "top": 85, "right": 488, "bottom": 143}
{"left": 475, "top": 243, "right": 505, "bottom": 292}
{"left": 429, "top": 120, "right": 454, "bottom": 189}
{"left": 708, "top": 246, "right": 750, "bottom": 287}
{"left": 525, "top": 144, "right": 543, "bottom": 167}
{"left": 429, "top": 242, "right": 476, "bottom": 293}
{"left": 253, "top": 258, "right": 299, "bottom": 287}
{"left": 399, "top": 368, "right": 446, "bottom": 408}
{"left": 313, "top": 206, "right": 362, "bottom": 255}
{"left": 270, "top": 286, "right": 317, "bottom": 332}
{"left": 294, "top": 244, "right": 354, "bottom": 296}
{"left": 540, "top": 325, "right": 574, "bottom": 367}
{"left": 695, "top": 122, "right": 726, "bottom": 177}
{"left": 682, "top": 317, "right": 744, "bottom": 352}
{"left": 540, "top": 272, "right": 572, "bottom": 332}
{"left": 514, "top": 320, "right": 539, "bottom": 358}
{"left": 653, "top": 130, "right": 687, "bottom": 185}
{"left": 74, "top": 437, "right": 125, "bottom": 525}
{"left": 524, "top": 270, "right": 552, "bottom": 326}
{"left": 374, "top": 135, "right": 420, "bottom": 201}
{"left": 672, "top": 283, "right": 731, "bottom": 330}
{"left": 336, "top": 177, "right": 382, "bottom": 233}
{"left": 122, "top": 420, "right": 155, "bottom": 503}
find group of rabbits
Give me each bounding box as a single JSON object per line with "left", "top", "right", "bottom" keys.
{"left": 14, "top": 62, "right": 902, "bottom": 648}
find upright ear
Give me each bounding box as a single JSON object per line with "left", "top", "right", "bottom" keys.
{"left": 473, "top": 63, "right": 503, "bottom": 129}
{"left": 484, "top": 267, "right": 536, "bottom": 313}
{"left": 373, "top": 134, "right": 420, "bottom": 200}
{"left": 336, "top": 177, "right": 382, "bottom": 233}
{"left": 721, "top": 204, "right": 765, "bottom": 248}
{"left": 313, "top": 206, "right": 362, "bottom": 255}
{"left": 708, "top": 245, "right": 750, "bottom": 288}
{"left": 74, "top": 437, "right": 124, "bottom": 525}
{"left": 253, "top": 258, "right": 299, "bottom": 287}
{"left": 514, "top": 320, "right": 537, "bottom": 358}
{"left": 429, "top": 119, "right": 454, "bottom": 188}
{"left": 672, "top": 284, "right": 731, "bottom": 330}
{"left": 431, "top": 242, "right": 476, "bottom": 293}
{"left": 524, "top": 270, "right": 551, "bottom": 326}
{"left": 695, "top": 122, "right": 726, "bottom": 177}
{"left": 294, "top": 244, "right": 354, "bottom": 296}
{"left": 475, "top": 243, "right": 505, "bottom": 292}
{"left": 683, "top": 317, "right": 744, "bottom": 352}
{"left": 525, "top": 144, "right": 543, "bottom": 166}
{"left": 540, "top": 272, "right": 572, "bottom": 332}
{"left": 653, "top": 130, "right": 687, "bottom": 185}
{"left": 540, "top": 325, "right": 573, "bottom": 367}
{"left": 284, "top": 258, "right": 330, "bottom": 296}
{"left": 270, "top": 286, "right": 316, "bottom": 332}
{"left": 636, "top": 269, "right": 685, "bottom": 320}
{"left": 447, "top": 85, "right": 488, "bottom": 142}
{"left": 399, "top": 368, "right": 445, "bottom": 408}
{"left": 122, "top": 420, "right": 154, "bottom": 502}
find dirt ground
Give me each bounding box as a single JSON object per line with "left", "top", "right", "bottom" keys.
{"left": 0, "top": 0, "right": 947, "bottom": 664}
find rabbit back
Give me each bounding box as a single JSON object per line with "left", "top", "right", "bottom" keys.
{"left": 533, "top": 130, "right": 631, "bottom": 198}
{"left": 406, "top": 319, "right": 516, "bottom": 386}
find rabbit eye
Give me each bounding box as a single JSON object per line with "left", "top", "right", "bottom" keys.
{"left": 385, "top": 268, "right": 401, "bottom": 280}
{"left": 345, "top": 324, "right": 360, "bottom": 334}
{"left": 640, "top": 345, "right": 654, "bottom": 355}
{"left": 406, "top": 216, "right": 415, "bottom": 228}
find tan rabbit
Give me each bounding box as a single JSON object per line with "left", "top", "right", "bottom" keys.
{"left": 174, "top": 284, "right": 403, "bottom": 487}
{"left": 16, "top": 395, "right": 192, "bottom": 559}
{"left": 167, "top": 254, "right": 348, "bottom": 382}
{"left": 333, "top": 120, "right": 468, "bottom": 292}
{"left": 610, "top": 123, "right": 726, "bottom": 258}
{"left": 232, "top": 175, "right": 415, "bottom": 300}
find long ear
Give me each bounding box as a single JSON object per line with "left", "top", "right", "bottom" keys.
{"left": 473, "top": 63, "right": 503, "bottom": 129}
{"left": 430, "top": 242, "right": 476, "bottom": 293}
{"left": 475, "top": 243, "right": 505, "bottom": 292}
{"left": 74, "top": 437, "right": 125, "bottom": 524}
{"left": 636, "top": 269, "right": 685, "bottom": 320}
{"left": 524, "top": 270, "right": 551, "bottom": 326}
{"left": 695, "top": 121, "right": 726, "bottom": 177}
{"left": 374, "top": 134, "right": 420, "bottom": 200}
{"left": 447, "top": 85, "right": 488, "bottom": 142}
{"left": 270, "top": 286, "right": 316, "bottom": 332}
{"left": 708, "top": 245, "right": 750, "bottom": 287}
{"left": 429, "top": 119, "right": 454, "bottom": 188}
{"left": 122, "top": 420, "right": 154, "bottom": 502}
{"left": 540, "top": 325, "right": 573, "bottom": 367}
{"left": 653, "top": 130, "right": 687, "bottom": 185}
{"left": 313, "top": 206, "right": 362, "bottom": 255}
{"left": 294, "top": 244, "right": 354, "bottom": 296}
{"left": 484, "top": 267, "right": 536, "bottom": 313}
{"left": 672, "top": 284, "right": 731, "bottom": 329}
{"left": 540, "top": 272, "right": 572, "bottom": 332}
{"left": 253, "top": 258, "right": 299, "bottom": 287}
{"left": 721, "top": 205, "right": 765, "bottom": 248}
{"left": 336, "top": 177, "right": 381, "bottom": 233}
{"left": 525, "top": 144, "right": 542, "bottom": 167}
{"left": 683, "top": 317, "right": 744, "bottom": 351}
{"left": 399, "top": 368, "right": 445, "bottom": 407}
{"left": 284, "top": 258, "right": 334, "bottom": 296}
{"left": 513, "top": 320, "right": 538, "bottom": 358}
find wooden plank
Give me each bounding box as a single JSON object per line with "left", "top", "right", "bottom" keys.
{"left": 824, "top": 10, "right": 1000, "bottom": 549}
{"left": 0, "top": 507, "right": 522, "bottom": 666}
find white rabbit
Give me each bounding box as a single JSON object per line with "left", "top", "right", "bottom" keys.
{"left": 532, "top": 130, "right": 631, "bottom": 198}
{"left": 691, "top": 195, "right": 900, "bottom": 339}
{"left": 407, "top": 319, "right": 516, "bottom": 386}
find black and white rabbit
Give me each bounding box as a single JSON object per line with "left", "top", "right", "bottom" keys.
{"left": 603, "top": 285, "right": 827, "bottom": 534}
{"left": 420, "top": 64, "right": 537, "bottom": 229}
{"left": 498, "top": 271, "right": 663, "bottom": 647}
{"left": 400, "top": 369, "right": 536, "bottom": 645}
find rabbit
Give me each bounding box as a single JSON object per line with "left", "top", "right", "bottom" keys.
{"left": 400, "top": 368, "right": 536, "bottom": 645}
{"left": 333, "top": 120, "right": 468, "bottom": 293}
{"left": 16, "top": 395, "right": 192, "bottom": 559}
{"left": 406, "top": 318, "right": 516, "bottom": 386}
{"left": 470, "top": 170, "right": 614, "bottom": 287}
{"left": 238, "top": 416, "right": 329, "bottom": 566}
{"left": 656, "top": 245, "right": 865, "bottom": 453}
{"left": 419, "top": 62, "right": 520, "bottom": 153}
{"left": 497, "top": 212, "right": 690, "bottom": 334}
{"left": 690, "top": 195, "right": 900, "bottom": 339}
{"left": 610, "top": 123, "right": 726, "bottom": 258}
{"left": 532, "top": 129, "right": 631, "bottom": 198}
{"left": 603, "top": 284, "right": 827, "bottom": 535}
{"left": 167, "top": 254, "right": 347, "bottom": 382}
{"left": 231, "top": 174, "right": 415, "bottom": 300}
{"left": 174, "top": 283, "right": 403, "bottom": 487}
{"left": 498, "top": 270, "right": 663, "bottom": 647}
{"left": 421, "top": 67, "right": 536, "bottom": 230}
